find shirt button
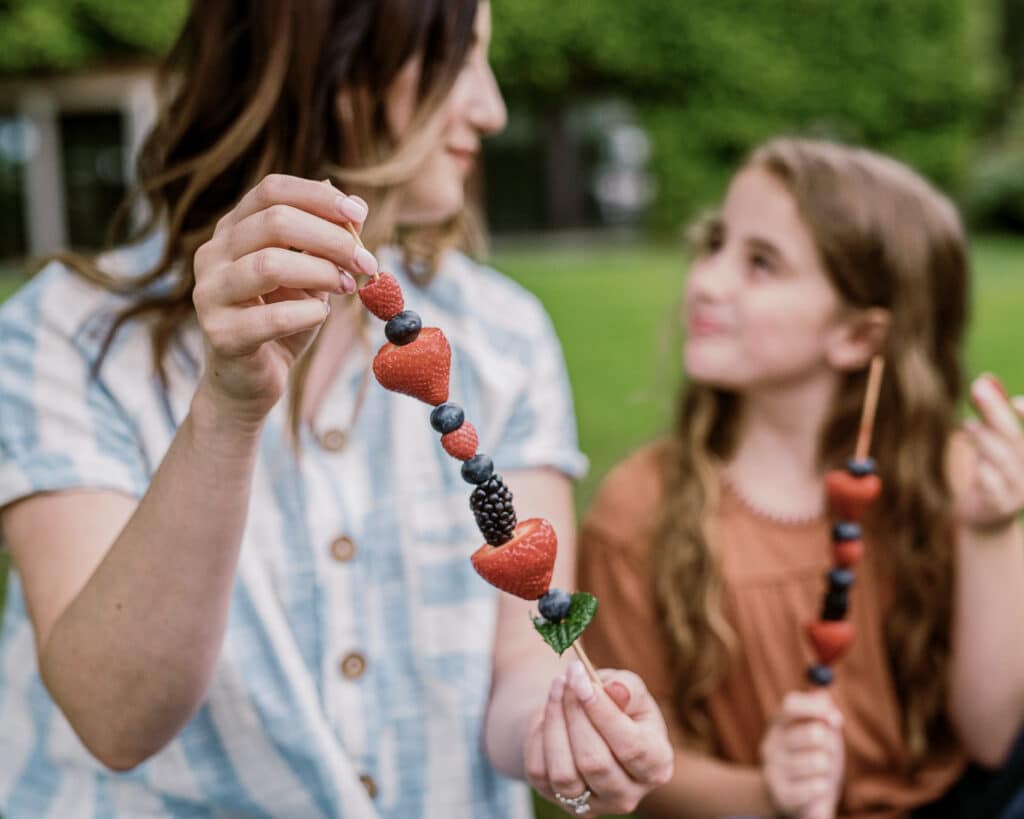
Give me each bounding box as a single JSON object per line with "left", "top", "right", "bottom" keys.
{"left": 330, "top": 535, "right": 357, "bottom": 562}
{"left": 340, "top": 652, "right": 367, "bottom": 680}
{"left": 359, "top": 773, "right": 378, "bottom": 799}
{"left": 318, "top": 428, "right": 348, "bottom": 452}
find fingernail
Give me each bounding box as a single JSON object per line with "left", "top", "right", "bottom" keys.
{"left": 569, "top": 661, "right": 594, "bottom": 702}
{"left": 550, "top": 677, "right": 565, "bottom": 703}
{"left": 339, "top": 271, "right": 356, "bottom": 294}
{"left": 336, "top": 195, "right": 368, "bottom": 223}
{"left": 323, "top": 299, "right": 331, "bottom": 315}
{"left": 354, "top": 247, "right": 378, "bottom": 277}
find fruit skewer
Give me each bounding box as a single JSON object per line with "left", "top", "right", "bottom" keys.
{"left": 807, "top": 355, "right": 884, "bottom": 687}
{"left": 347, "top": 220, "right": 601, "bottom": 678}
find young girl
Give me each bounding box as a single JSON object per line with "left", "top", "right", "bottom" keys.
{"left": 579, "top": 138, "right": 1024, "bottom": 819}
{"left": 0, "top": 1, "right": 672, "bottom": 816}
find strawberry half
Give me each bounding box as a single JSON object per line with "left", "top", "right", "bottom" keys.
{"left": 441, "top": 422, "right": 478, "bottom": 461}
{"left": 825, "top": 470, "right": 881, "bottom": 522}
{"left": 471, "top": 517, "right": 557, "bottom": 600}
{"left": 805, "top": 620, "right": 855, "bottom": 666}
{"left": 359, "top": 273, "right": 404, "bottom": 321}
{"left": 372, "top": 327, "right": 451, "bottom": 405}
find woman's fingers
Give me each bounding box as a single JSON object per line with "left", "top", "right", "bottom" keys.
{"left": 207, "top": 248, "right": 355, "bottom": 306}
{"left": 543, "top": 676, "right": 589, "bottom": 802}
{"left": 567, "top": 665, "right": 672, "bottom": 785}
{"left": 205, "top": 298, "right": 330, "bottom": 357}
{"left": 776, "top": 691, "right": 843, "bottom": 729}
{"left": 222, "top": 173, "right": 368, "bottom": 233}
{"left": 226, "top": 203, "right": 377, "bottom": 277}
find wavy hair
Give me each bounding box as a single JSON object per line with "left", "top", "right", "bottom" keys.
{"left": 655, "top": 138, "right": 967, "bottom": 763}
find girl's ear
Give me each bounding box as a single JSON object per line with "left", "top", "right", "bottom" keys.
{"left": 827, "top": 307, "right": 891, "bottom": 371}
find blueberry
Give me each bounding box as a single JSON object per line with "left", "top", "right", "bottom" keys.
{"left": 461, "top": 454, "right": 494, "bottom": 485}
{"left": 538, "top": 588, "right": 572, "bottom": 622}
{"left": 807, "top": 664, "right": 834, "bottom": 687}
{"left": 385, "top": 310, "right": 422, "bottom": 346}
{"left": 846, "top": 457, "right": 877, "bottom": 478}
{"left": 430, "top": 402, "right": 465, "bottom": 434}
{"left": 821, "top": 591, "right": 849, "bottom": 621}
{"left": 832, "top": 521, "right": 862, "bottom": 542}
{"left": 827, "top": 568, "right": 855, "bottom": 592}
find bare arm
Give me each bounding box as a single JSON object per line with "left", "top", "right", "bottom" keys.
{"left": 5, "top": 390, "right": 263, "bottom": 770}
{"left": 483, "top": 467, "right": 577, "bottom": 777}
{"left": 1, "top": 174, "right": 372, "bottom": 771}
{"left": 948, "top": 376, "right": 1024, "bottom": 768}
{"left": 639, "top": 750, "right": 774, "bottom": 819}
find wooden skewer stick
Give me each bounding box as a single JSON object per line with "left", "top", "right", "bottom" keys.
{"left": 322, "top": 178, "right": 377, "bottom": 281}
{"left": 854, "top": 355, "right": 885, "bottom": 461}
{"left": 572, "top": 640, "right": 601, "bottom": 686}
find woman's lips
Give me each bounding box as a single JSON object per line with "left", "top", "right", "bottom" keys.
{"left": 447, "top": 147, "right": 477, "bottom": 172}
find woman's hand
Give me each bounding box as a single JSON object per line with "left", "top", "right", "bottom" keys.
{"left": 524, "top": 662, "right": 674, "bottom": 815}
{"left": 191, "top": 173, "right": 377, "bottom": 425}
{"left": 958, "top": 374, "right": 1024, "bottom": 533}
{"left": 760, "top": 691, "right": 845, "bottom": 819}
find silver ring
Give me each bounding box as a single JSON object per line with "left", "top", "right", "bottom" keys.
{"left": 554, "top": 788, "right": 592, "bottom": 815}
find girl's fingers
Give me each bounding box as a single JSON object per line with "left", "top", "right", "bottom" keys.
{"left": 205, "top": 298, "right": 329, "bottom": 357}
{"left": 782, "top": 748, "right": 834, "bottom": 781}
{"left": 543, "top": 676, "right": 589, "bottom": 801}
{"left": 209, "top": 248, "right": 354, "bottom": 306}
{"left": 965, "top": 419, "right": 1024, "bottom": 489}
{"left": 776, "top": 691, "right": 843, "bottom": 729}
{"left": 782, "top": 720, "right": 838, "bottom": 754}
{"left": 971, "top": 376, "right": 1022, "bottom": 441}
{"left": 227, "top": 204, "right": 377, "bottom": 277}
{"left": 223, "top": 173, "right": 368, "bottom": 232}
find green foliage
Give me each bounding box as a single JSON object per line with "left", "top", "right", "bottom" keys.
{"left": 492, "top": 0, "right": 991, "bottom": 227}
{"left": 532, "top": 593, "right": 598, "bottom": 656}
{"left": 0, "top": 0, "right": 187, "bottom": 72}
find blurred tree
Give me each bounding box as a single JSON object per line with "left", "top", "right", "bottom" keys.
{"left": 491, "top": 0, "right": 995, "bottom": 228}
{"left": 0, "top": 0, "right": 186, "bottom": 71}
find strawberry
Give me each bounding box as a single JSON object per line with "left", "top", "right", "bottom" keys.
{"left": 471, "top": 517, "right": 557, "bottom": 600}
{"left": 358, "top": 273, "right": 404, "bottom": 321}
{"left": 441, "top": 422, "right": 478, "bottom": 461}
{"left": 372, "top": 327, "right": 450, "bottom": 405}
{"left": 805, "top": 620, "right": 855, "bottom": 666}
{"left": 825, "top": 470, "right": 881, "bottom": 522}
{"left": 834, "top": 538, "right": 864, "bottom": 568}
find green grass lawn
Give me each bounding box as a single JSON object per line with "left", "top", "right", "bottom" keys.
{"left": 0, "top": 237, "right": 1022, "bottom": 817}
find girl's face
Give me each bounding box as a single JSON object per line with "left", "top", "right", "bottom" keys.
{"left": 387, "top": 1, "right": 507, "bottom": 225}
{"left": 684, "top": 166, "right": 850, "bottom": 392}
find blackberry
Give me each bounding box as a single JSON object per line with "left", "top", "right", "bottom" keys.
{"left": 470, "top": 475, "right": 517, "bottom": 546}
{"left": 821, "top": 590, "right": 849, "bottom": 621}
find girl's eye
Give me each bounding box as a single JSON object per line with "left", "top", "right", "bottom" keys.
{"left": 750, "top": 253, "right": 775, "bottom": 274}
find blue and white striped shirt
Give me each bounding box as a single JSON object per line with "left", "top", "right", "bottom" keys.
{"left": 0, "top": 242, "right": 587, "bottom": 819}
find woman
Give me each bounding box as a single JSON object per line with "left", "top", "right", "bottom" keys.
{"left": 0, "top": 1, "right": 672, "bottom": 816}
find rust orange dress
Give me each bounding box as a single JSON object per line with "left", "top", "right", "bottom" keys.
{"left": 578, "top": 442, "right": 965, "bottom": 819}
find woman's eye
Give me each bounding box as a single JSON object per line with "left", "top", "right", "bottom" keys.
{"left": 750, "top": 253, "right": 774, "bottom": 274}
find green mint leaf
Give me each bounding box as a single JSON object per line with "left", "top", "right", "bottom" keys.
{"left": 532, "top": 592, "right": 599, "bottom": 656}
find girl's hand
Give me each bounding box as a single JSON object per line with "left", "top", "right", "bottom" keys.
{"left": 958, "top": 374, "right": 1024, "bottom": 533}
{"left": 191, "top": 174, "right": 377, "bottom": 425}
{"left": 524, "top": 663, "right": 674, "bottom": 815}
{"left": 760, "top": 691, "right": 845, "bottom": 819}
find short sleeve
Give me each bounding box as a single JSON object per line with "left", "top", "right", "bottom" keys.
{"left": 0, "top": 268, "right": 148, "bottom": 515}
{"left": 490, "top": 306, "right": 588, "bottom": 480}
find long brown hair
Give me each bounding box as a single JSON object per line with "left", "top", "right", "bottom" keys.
{"left": 57, "top": 0, "right": 481, "bottom": 428}
{"left": 655, "top": 138, "right": 968, "bottom": 764}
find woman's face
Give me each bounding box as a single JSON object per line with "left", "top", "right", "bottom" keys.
{"left": 683, "top": 166, "right": 848, "bottom": 392}
{"left": 387, "top": 1, "right": 507, "bottom": 225}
